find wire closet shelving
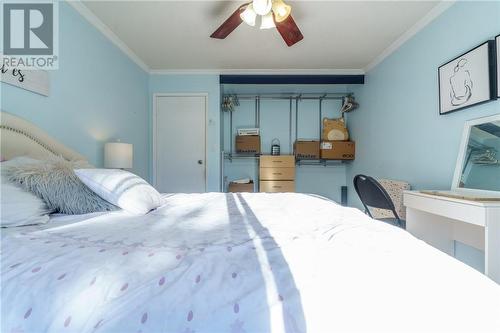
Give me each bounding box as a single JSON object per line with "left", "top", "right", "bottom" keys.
{"left": 220, "top": 92, "right": 355, "bottom": 191}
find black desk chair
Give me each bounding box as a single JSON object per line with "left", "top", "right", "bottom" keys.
{"left": 353, "top": 174, "right": 405, "bottom": 229}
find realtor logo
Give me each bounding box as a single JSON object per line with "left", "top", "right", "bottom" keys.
{"left": 2, "top": 1, "right": 58, "bottom": 69}
{"left": 3, "top": 3, "right": 53, "bottom": 55}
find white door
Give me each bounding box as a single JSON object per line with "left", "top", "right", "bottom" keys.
{"left": 154, "top": 94, "right": 207, "bottom": 193}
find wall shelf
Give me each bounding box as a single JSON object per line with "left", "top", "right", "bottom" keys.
{"left": 296, "top": 159, "right": 350, "bottom": 167}
{"left": 224, "top": 152, "right": 261, "bottom": 161}
{"left": 224, "top": 153, "right": 350, "bottom": 165}
{"left": 221, "top": 156, "right": 349, "bottom": 192}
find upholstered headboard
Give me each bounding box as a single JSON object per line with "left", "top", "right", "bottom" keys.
{"left": 0, "top": 111, "right": 87, "bottom": 162}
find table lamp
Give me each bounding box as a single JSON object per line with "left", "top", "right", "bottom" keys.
{"left": 104, "top": 141, "right": 133, "bottom": 169}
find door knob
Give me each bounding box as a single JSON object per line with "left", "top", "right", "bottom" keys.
{"left": 198, "top": 160, "right": 203, "bottom": 165}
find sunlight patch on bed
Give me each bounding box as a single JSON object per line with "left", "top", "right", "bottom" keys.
{"left": 232, "top": 196, "right": 286, "bottom": 333}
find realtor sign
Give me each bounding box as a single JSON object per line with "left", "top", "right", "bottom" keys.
{"left": 1, "top": 1, "right": 59, "bottom": 69}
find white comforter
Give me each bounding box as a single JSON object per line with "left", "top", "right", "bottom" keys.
{"left": 2, "top": 193, "right": 500, "bottom": 333}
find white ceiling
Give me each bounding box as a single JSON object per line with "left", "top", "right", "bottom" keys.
{"left": 80, "top": 1, "right": 444, "bottom": 72}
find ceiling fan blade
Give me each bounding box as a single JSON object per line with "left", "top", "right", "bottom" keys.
{"left": 275, "top": 14, "right": 303, "bottom": 47}
{"left": 210, "top": 4, "right": 247, "bottom": 39}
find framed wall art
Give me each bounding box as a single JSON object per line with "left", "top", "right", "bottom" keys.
{"left": 438, "top": 40, "right": 496, "bottom": 115}
{"left": 496, "top": 34, "right": 500, "bottom": 98}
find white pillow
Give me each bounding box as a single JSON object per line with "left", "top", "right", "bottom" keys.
{"left": 75, "top": 169, "right": 163, "bottom": 215}
{"left": 1, "top": 183, "right": 51, "bottom": 226}
{"left": 1, "top": 158, "right": 51, "bottom": 227}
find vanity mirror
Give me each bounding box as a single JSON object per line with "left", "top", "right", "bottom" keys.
{"left": 452, "top": 114, "right": 500, "bottom": 196}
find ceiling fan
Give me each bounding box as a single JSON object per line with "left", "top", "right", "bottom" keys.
{"left": 210, "top": 0, "right": 303, "bottom": 47}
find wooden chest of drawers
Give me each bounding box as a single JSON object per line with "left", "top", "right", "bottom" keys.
{"left": 259, "top": 155, "right": 295, "bottom": 193}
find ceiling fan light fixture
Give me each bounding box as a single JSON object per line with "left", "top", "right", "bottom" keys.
{"left": 210, "top": 0, "right": 303, "bottom": 47}
{"left": 240, "top": 3, "right": 257, "bottom": 27}
{"left": 272, "top": 0, "right": 291, "bottom": 23}
{"left": 260, "top": 12, "right": 276, "bottom": 29}
{"left": 253, "top": 0, "right": 272, "bottom": 16}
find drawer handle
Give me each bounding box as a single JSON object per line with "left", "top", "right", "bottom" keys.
{"left": 272, "top": 161, "right": 282, "bottom": 163}
{"left": 272, "top": 186, "right": 282, "bottom": 189}
{"left": 272, "top": 173, "right": 282, "bottom": 175}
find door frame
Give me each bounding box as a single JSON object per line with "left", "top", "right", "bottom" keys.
{"left": 152, "top": 92, "right": 209, "bottom": 192}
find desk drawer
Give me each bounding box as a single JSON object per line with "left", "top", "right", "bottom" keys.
{"left": 259, "top": 167, "right": 295, "bottom": 180}
{"left": 260, "top": 180, "right": 295, "bottom": 193}
{"left": 260, "top": 155, "right": 295, "bottom": 168}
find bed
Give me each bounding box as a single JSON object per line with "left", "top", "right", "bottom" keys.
{"left": 1, "top": 111, "right": 500, "bottom": 333}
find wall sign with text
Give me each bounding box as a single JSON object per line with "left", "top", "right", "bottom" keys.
{"left": 0, "top": 66, "right": 49, "bottom": 96}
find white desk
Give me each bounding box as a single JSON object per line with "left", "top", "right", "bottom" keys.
{"left": 404, "top": 190, "right": 500, "bottom": 284}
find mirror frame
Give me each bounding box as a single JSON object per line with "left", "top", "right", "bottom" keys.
{"left": 452, "top": 113, "right": 500, "bottom": 195}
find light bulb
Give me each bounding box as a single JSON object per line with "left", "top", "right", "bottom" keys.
{"left": 240, "top": 3, "right": 257, "bottom": 27}
{"left": 260, "top": 11, "right": 276, "bottom": 29}
{"left": 253, "top": 0, "right": 272, "bottom": 16}
{"left": 272, "top": 0, "right": 291, "bottom": 23}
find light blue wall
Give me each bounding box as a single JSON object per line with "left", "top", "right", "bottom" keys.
{"left": 222, "top": 84, "right": 357, "bottom": 202}
{"left": 0, "top": 2, "right": 149, "bottom": 179}
{"left": 347, "top": 1, "right": 500, "bottom": 208}
{"left": 146, "top": 77, "right": 359, "bottom": 199}
{"left": 148, "top": 75, "right": 221, "bottom": 191}
{"left": 345, "top": 1, "right": 500, "bottom": 272}
{"left": 3, "top": 1, "right": 497, "bottom": 209}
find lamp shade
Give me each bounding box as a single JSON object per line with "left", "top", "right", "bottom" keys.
{"left": 240, "top": 3, "right": 257, "bottom": 26}
{"left": 260, "top": 11, "right": 275, "bottom": 29}
{"left": 253, "top": 0, "right": 272, "bottom": 15}
{"left": 272, "top": 0, "right": 291, "bottom": 22}
{"left": 104, "top": 142, "right": 133, "bottom": 169}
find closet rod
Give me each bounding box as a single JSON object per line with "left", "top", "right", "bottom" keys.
{"left": 225, "top": 93, "right": 352, "bottom": 100}
{"left": 232, "top": 96, "right": 348, "bottom": 101}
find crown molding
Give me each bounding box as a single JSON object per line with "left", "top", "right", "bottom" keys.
{"left": 364, "top": 0, "right": 455, "bottom": 73}
{"left": 67, "top": 1, "right": 150, "bottom": 73}
{"left": 149, "top": 68, "right": 365, "bottom": 75}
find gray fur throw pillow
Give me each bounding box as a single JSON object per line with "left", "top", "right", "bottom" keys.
{"left": 5, "top": 156, "right": 116, "bottom": 214}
